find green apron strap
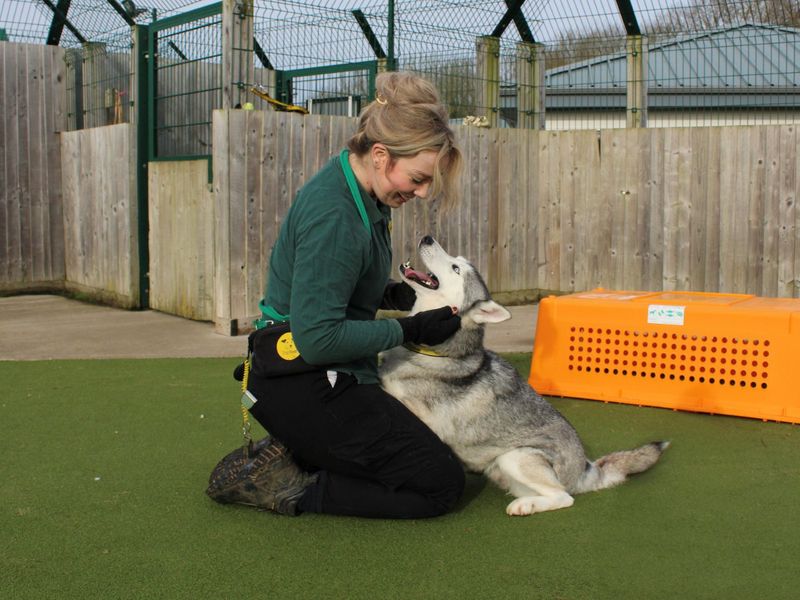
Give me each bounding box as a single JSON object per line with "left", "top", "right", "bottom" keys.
{"left": 339, "top": 148, "right": 372, "bottom": 234}
{"left": 255, "top": 299, "right": 289, "bottom": 329}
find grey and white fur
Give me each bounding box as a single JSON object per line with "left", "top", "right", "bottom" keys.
{"left": 380, "top": 236, "right": 669, "bottom": 516}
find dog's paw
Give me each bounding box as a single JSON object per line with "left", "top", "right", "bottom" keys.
{"left": 505, "top": 493, "right": 575, "bottom": 515}
{"left": 505, "top": 497, "right": 536, "bottom": 516}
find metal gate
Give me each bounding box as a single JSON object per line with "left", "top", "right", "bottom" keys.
{"left": 276, "top": 61, "right": 379, "bottom": 117}
{"left": 146, "top": 2, "right": 223, "bottom": 161}
{"left": 132, "top": 2, "right": 380, "bottom": 310}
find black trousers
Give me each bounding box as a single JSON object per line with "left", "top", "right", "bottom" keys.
{"left": 247, "top": 369, "right": 465, "bottom": 519}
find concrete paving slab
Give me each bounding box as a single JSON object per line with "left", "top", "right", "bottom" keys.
{"left": 0, "top": 295, "right": 538, "bottom": 361}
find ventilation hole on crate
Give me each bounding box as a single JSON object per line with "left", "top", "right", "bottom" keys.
{"left": 567, "top": 325, "right": 770, "bottom": 390}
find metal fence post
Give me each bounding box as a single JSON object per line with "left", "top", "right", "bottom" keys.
{"left": 64, "top": 48, "right": 83, "bottom": 130}
{"left": 131, "top": 25, "right": 150, "bottom": 308}
{"left": 626, "top": 34, "right": 648, "bottom": 128}
{"left": 222, "top": 0, "right": 255, "bottom": 109}
{"left": 517, "top": 41, "right": 545, "bottom": 130}
{"left": 476, "top": 35, "right": 500, "bottom": 128}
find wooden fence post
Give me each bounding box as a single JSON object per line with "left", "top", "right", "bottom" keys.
{"left": 222, "top": 0, "right": 255, "bottom": 109}
{"left": 476, "top": 35, "right": 500, "bottom": 128}
{"left": 516, "top": 41, "right": 545, "bottom": 130}
{"left": 626, "top": 35, "right": 648, "bottom": 128}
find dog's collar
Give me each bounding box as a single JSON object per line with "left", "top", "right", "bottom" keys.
{"left": 402, "top": 342, "right": 447, "bottom": 358}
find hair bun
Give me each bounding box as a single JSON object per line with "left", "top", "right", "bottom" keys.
{"left": 374, "top": 72, "right": 441, "bottom": 108}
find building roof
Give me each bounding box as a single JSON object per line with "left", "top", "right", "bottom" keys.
{"left": 538, "top": 24, "right": 800, "bottom": 110}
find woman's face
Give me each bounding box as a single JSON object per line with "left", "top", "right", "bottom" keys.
{"left": 371, "top": 147, "right": 438, "bottom": 209}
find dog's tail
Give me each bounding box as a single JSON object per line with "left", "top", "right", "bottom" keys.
{"left": 572, "top": 441, "right": 670, "bottom": 494}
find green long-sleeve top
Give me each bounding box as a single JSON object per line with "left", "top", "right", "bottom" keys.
{"left": 261, "top": 152, "right": 404, "bottom": 384}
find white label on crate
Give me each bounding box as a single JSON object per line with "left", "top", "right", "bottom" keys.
{"left": 647, "top": 304, "right": 686, "bottom": 326}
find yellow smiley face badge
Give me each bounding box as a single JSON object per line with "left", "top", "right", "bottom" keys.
{"left": 276, "top": 332, "right": 300, "bottom": 361}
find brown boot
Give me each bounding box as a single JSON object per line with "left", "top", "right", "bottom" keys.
{"left": 206, "top": 437, "right": 317, "bottom": 516}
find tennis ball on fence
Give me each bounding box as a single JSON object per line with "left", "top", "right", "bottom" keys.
{"left": 242, "top": 102, "right": 254, "bottom": 110}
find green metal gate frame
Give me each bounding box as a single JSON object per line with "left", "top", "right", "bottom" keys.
{"left": 275, "top": 61, "right": 380, "bottom": 110}
{"left": 133, "top": 24, "right": 150, "bottom": 308}
{"left": 146, "top": 1, "right": 222, "bottom": 164}
{"left": 133, "top": 2, "right": 222, "bottom": 308}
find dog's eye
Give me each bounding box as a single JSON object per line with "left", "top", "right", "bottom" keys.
{"left": 452, "top": 265, "right": 461, "bottom": 274}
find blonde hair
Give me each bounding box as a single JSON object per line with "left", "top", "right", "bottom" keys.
{"left": 347, "top": 71, "right": 462, "bottom": 211}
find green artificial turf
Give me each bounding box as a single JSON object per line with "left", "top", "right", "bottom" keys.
{"left": 2, "top": 355, "right": 799, "bottom": 600}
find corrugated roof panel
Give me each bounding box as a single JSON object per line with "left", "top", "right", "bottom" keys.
{"left": 546, "top": 24, "right": 800, "bottom": 90}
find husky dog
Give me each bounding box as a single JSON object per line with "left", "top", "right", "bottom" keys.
{"left": 380, "top": 236, "right": 669, "bottom": 516}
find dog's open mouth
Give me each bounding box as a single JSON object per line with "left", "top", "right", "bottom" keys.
{"left": 400, "top": 261, "right": 439, "bottom": 290}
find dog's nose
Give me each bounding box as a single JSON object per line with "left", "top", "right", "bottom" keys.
{"left": 420, "top": 235, "right": 434, "bottom": 246}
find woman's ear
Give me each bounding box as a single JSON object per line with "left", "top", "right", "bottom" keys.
{"left": 370, "top": 143, "right": 389, "bottom": 170}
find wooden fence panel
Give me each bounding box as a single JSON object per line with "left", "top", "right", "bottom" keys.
{"left": 778, "top": 125, "right": 798, "bottom": 297}
{"left": 60, "top": 124, "right": 138, "bottom": 307}
{"left": 571, "top": 130, "right": 597, "bottom": 292}
{"left": 212, "top": 111, "right": 800, "bottom": 332}
{"left": 0, "top": 43, "right": 67, "bottom": 292}
{"left": 148, "top": 160, "right": 214, "bottom": 320}
{"left": 688, "top": 127, "right": 709, "bottom": 292}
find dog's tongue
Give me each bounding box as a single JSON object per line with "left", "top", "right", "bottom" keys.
{"left": 405, "top": 267, "right": 434, "bottom": 286}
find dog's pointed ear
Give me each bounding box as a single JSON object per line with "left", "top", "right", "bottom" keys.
{"left": 470, "top": 300, "right": 511, "bottom": 324}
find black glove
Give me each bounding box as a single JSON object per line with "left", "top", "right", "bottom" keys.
{"left": 381, "top": 280, "right": 417, "bottom": 311}
{"left": 397, "top": 306, "right": 461, "bottom": 346}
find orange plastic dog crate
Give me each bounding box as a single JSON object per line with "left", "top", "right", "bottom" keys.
{"left": 529, "top": 289, "right": 800, "bottom": 424}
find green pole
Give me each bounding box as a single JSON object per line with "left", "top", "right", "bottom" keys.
{"left": 388, "top": 0, "right": 395, "bottom": 70}
{"left": 135, "top": 25, "right": 150, "bottom": 308}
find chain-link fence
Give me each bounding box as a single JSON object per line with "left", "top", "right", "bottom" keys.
{"left": 2, "top": 0, "right": 798, "bottom": 141}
